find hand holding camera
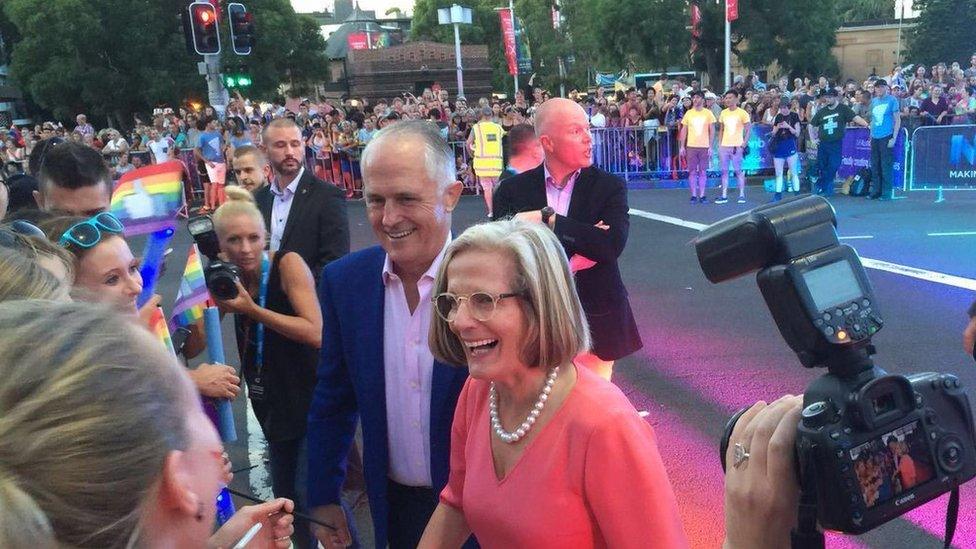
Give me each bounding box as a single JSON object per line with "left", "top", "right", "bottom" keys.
{"left": 698, "top": 196, "right": 976, "bottom": 544}
{"left": 723, "top": 396, "right": 804, "bottom": 549}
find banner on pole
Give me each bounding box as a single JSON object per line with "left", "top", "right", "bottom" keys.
{"left": 690, "top": 4, "right": 702, "bottom": 54}
{"left": 515, "top": 16, "right": 532, "bottom": 73}
{"left": 727, "top": 0, "right": 739, "bottom": 21}
{"left": 499, "top": 10, "right": 518, "bottom": 76}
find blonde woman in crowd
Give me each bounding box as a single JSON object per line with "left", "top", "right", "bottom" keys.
{"left": 0, "top": 301, "right": 294, "bottom": 548}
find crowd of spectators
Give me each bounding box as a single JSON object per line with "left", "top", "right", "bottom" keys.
{"left": 4, "top": 55, "right": 976, "bottom": 192}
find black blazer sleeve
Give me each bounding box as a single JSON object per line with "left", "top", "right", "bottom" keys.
{"left": 492, "top": 176, "right": 518, "bottom": 220}
{"left": 313, "top": 183, "right": 351, "bottom": 276}
{"left": 553, "top": 173, "right": 629, "bottom": 264}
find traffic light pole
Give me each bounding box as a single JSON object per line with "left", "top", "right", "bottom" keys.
{"left": 201, "top": 54, "right": 230, "bottom": 117}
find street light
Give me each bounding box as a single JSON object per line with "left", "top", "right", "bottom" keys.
{"left": 438, "top": 4, "right": 473, "bottom": 99}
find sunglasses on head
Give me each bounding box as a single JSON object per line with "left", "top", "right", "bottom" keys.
{"left": 58, "top": 212, "right": 124, "bottom": 250}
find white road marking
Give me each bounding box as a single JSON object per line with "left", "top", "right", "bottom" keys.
{"left": 629, "top": 208, "right": 976, "bottom": 291}
{"left": 245, "top": 391, "right": 274, "bottom": 501}
{"left": 927, "top": 231, "right": 976, "bottom": 237}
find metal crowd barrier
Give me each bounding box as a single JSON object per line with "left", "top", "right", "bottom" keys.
{"left": 590, "top": 124, "right": 780, "bottom": 181}
{"left": 907, "top": 124, "right": 976, "bottom": 192}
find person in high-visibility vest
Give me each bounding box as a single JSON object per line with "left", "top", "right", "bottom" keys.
{"left": 466, "top": 107, "right": 505, "bottom": 217}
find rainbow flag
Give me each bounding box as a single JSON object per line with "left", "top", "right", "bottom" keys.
{"left": 149, "top": 306, "right": 176, "bottom": 355}
{"left": 170, "top": 244, "right": 214, "bottom": 331}
{"left": 110, "top": 159, "right": 185, "bottom": 236}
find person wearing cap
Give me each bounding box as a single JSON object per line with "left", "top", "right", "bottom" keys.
{"left": 867, "top": 79, "right": 901, "bottom": 200}
{"left": 705, "top": 92, "right": 722, "bottom": 119}
{"left": 809, "top": 88, "right": 867, "bottom": 196}
{"left": 770, "top": 97, "right": 800, "bottom": 201}
{"left": 466, "top": 107, "right": 505, "bottom": 217}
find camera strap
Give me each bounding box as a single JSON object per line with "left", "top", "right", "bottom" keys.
{"left": 791, "top": 450, "right": 825, "bottom": 549}
{"left": 944, "top": 487, "right": 959, "bottom": 549}
{"left": 253, "top": 253, "right": 271, "bottom": 378}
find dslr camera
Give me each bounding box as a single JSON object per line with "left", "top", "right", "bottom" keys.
{"left": 696, "top": 196, "right": 976, "bottom": 538}
{"left": 187, "top": 214, "right": 242, "bottom": 301}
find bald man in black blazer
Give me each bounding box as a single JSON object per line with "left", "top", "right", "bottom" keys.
{"left": 492, "top": 98, "right": 642, "bottom": 379}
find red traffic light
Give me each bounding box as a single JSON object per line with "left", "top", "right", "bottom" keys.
{"left": 185, "top": 1, "right": 220, "bottom": 55}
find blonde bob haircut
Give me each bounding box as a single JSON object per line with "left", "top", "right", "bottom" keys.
{"left": 0, "top": 246, "right": 68, "bottom": 302}
{"left": 0, "top": 301, "right": 190, "bottom": 547}
{"left": 429, "top": 219, "right": 591, "bottom": 369}
{"left": 213, "top": 186, "right": 265, "bottom": 239}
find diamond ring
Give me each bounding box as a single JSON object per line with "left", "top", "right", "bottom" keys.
{"left": 733, "top": 442, "right": 750, "bottom": 468}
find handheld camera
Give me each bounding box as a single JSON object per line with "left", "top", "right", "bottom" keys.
{"left": 697, "top": 196, "right": 976, "bottom": 536}
{"left": 187, "top": 214, "right": 242, "bottom": 301}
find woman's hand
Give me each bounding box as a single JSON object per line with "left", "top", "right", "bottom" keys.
{"left": 189, "top": 363, "right": 241, "bottom": 400}
{"left": 209, "top": 498, "right": 295, "bottom": 549}
{"left": 723, "top": 395, "right": 804, "bottom": 549}
{"left": 217, "top": 280, "right": 258, "bottom": 315}
{"left": 137, "top": 294, "right": 162, "bottom": 327}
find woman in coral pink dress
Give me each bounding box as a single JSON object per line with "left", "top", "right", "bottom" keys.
{"left": 417, "top": 219, "right": 688, "bottom": 549}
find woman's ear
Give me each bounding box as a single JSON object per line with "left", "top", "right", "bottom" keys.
{"left": 157, "top": 450, "right": 200, "bottom": 518}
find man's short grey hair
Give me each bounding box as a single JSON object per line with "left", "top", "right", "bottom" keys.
{"left": 360, "top": 120, "right": 456, "bottom": 189}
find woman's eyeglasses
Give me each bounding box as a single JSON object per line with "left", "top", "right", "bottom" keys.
{"left": 432, "top": 291, "right": 522, "bottom": 323}
{"left": 58, "top": 212, "right": 124, "bottom": 250}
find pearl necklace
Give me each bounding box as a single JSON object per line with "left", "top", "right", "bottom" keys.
{"left": 489, "top": 366, "right": 560, "bottom": 444}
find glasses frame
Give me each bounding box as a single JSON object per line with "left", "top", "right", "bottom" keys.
{"left": 58, "top": 212, "right": 124, "bottom": 249}
{"left": 432, "top": 291, "right": 523, "bottom": 323}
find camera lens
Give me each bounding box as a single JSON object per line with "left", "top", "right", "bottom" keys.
{"left": 719, "top": 407, "right": 750, "bottom": 472}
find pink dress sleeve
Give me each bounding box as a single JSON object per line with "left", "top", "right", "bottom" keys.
{"left": 583, "top": 408, "right": 689, "bottom": 549}
{"left": 439, "top": 376, "right": 475, "bottom": 511}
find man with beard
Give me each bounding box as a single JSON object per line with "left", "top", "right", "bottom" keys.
{"left": 255, "top": 118, "right": 350, "bottom": 280}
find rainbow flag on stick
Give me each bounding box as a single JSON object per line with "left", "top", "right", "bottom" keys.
{"left": 149, "top": 306, "right": 176, "bottom": 355}
{"left": 170, "top": 244, "right": 214, "bottom": 331}
{"left": 110, "top": 160, "right": 185, "bottom": 236}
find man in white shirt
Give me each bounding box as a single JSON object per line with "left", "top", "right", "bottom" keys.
{"left": 146, "top": 129, "right": 174, "bottom": 164}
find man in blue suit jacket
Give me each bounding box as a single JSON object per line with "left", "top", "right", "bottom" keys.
{"left": 308, "top": 121, "right": 468, "bottom": 549}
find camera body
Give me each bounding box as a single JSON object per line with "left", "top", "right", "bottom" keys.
{"left": 798, "top": 369, "right": 976, "bottom": 533}
{"left": 698, "top": 196, "right": 976, "bottom": 535}
{"left": 187, "top": 214, "right": 242, "bottom": 300}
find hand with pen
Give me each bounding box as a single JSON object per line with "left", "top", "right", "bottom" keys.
{"left": 208, "top": 498, "right": 295, "bottom": 549}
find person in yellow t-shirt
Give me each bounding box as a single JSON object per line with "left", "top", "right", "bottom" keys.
{"left": 678, "top": 91, "right": 716, "bottom": 203}
{"left": 717, "top": 91, "right": 752, "bottom": 204}
{"left": 467, "top": 107, "right": 506, "bottom": 217}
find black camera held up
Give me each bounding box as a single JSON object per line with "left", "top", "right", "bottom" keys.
{"left": 696, "top": 196, "right": 976, "bottom": 547}
{"left": 187, "top": 214, "right": 242, "bottom": 301}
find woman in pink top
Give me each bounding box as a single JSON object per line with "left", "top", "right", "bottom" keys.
{"left": 417, "top": 219, "right": 688, "bottom": 548}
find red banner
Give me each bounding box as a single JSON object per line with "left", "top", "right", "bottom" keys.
{"left": 499, "top": 10, "right": 518, "bottom": 76}
{"left": 727, "top": 0, "right": 739, "bottom": 22}
{"left": 690, "top": 4, "right": 702, "bottom": 53}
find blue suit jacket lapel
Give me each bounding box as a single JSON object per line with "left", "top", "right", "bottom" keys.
{"left": 358, "top": 249, "right": 389, "bottom": 461}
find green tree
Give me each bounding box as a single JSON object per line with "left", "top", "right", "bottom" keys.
{"left": 2, "top": 0, "right": 328, "bottom": 127}
{"left": 909, "top": 0, "right": 976, "bottom": 67}
{"left": 836, "top": 0, "right": 896, "bottom": 21}
{"left": 693, "top": 0, "right": 840, "bottom": 88}
{"left": 565, "top": 0, "right": 689, "bottom": 75}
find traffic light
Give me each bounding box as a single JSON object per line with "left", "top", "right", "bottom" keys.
{"left": 223, "top": 73, "right": 253, "bottom": 89}
{"left": 228, "top": 3, "right": 255, "bottom": 55}
{"left": 183, "top": 1, "right": 220, "bottom": 55}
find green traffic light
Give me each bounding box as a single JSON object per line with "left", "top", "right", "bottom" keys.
{"left": 238, "top": 76, "right": 252, "bottom": 87}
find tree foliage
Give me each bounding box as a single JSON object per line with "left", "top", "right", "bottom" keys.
{"left": 909, "top": 0, "right": 976, "bottom": 67}
{"left": 836, "top": 0, "right": 896, "bottom": 22}
{"left": 691, "top": 0, "right": 840, "bottom": 88}
{"left": 2, "top": 0, "right": 328, "bottom": 127}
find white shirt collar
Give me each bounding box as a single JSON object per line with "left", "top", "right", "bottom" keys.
{"left": 271, "top": 166, "right": 305, "bottom": 197}
{"left": 382, "top": 233, "right": 452, "bottom": 286}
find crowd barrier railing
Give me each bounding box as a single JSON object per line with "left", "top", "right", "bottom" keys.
{"left": 908, "top": 124, "right": 976, "bottom": 192}
{"left": 590, "top": 125, "right": 780, "bottom": 181}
